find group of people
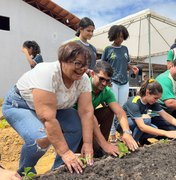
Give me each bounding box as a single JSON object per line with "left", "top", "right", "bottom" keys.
{"left": 1, "top": 16, "right": 176, "bottom": 179}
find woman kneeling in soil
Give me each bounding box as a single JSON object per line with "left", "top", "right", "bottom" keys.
{"left": 2, "top": 42, "right": 94, "bottom": 176}
{"left": 116, "top": 79, "right": 176, "bottom": 144}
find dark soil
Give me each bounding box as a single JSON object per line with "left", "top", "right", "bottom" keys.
{"left": 34, "top": 140, "right": 176, "bottom": 180}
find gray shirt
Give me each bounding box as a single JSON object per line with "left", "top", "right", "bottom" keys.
{"left": 74, "top": 39, "right": 96, "bottom": 70}
{"left": 123, "top": 96, "right": 162, "bottom": 119}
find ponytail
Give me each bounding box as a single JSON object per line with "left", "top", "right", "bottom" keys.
{"left": 75, "top": 17, "right": 95, "bottom": 37}
{"left": 139, "top": 79, "right": 162, "bottom": 97}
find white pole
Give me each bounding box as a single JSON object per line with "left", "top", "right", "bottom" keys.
{"left": 148, "top": 15, "right": 151, "bottom": 78}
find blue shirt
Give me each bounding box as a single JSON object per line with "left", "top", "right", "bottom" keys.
{"left": 31, "top": 54, "right": 43, "bottom": 68}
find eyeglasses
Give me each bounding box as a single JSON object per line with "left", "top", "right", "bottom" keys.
{"left": 96, "top": 74, "right": 111, "bottom": 84}
{"left": 72, "top": 60, "right": 90, "bottom": 69}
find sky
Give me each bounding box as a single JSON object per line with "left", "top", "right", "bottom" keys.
{"left": 52, "top": 0, "right": 176, "bottom": 28}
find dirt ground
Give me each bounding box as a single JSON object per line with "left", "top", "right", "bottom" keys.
{"left": 1, "top": 121, "right": 176, "bottom": 179}
{"left": 35, "top": 140, "right": 176, "bottom": 180}
{"left": 0, "top": 102, "right": 56, "bottom": 174}
{"left": 0, "top": 126, "right": 56, "bottom": 174}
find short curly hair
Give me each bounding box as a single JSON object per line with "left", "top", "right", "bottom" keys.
{"left": 108, "top": 25, "right": 129, "bottom": 41}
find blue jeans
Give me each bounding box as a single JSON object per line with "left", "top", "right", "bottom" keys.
{"left": 110, "top": 82, "right": 129, "bottom": 136}
{"left": 115, "top": 117, "right": 157, "bottom": 141}
{"left": 2, "top": 86, "right": 82, "bottom": 174}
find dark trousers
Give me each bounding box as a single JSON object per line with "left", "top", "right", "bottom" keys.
{"left": 169, "top": 110, "right": 176, "bottom": 119}
{"left": 76, "top": 106, "right": 114, "bottom": 156}
{"left": 151, "top": 116, "right": 176, "bottom": 131}
{"left": 151, "top": 115, "right": 176, "bottom": 140}
{"left": 93, "top": 106, "right": 114, "bottom": 152}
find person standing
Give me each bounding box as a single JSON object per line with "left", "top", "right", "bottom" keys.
{"left": 102, "top": 25, "right": 138, "bottom": 142}
{"left": 21, "top": 40, "right": 43, "bottom": 69}
{"left": 73, "top": 17, "right": 97, "bottom": 74}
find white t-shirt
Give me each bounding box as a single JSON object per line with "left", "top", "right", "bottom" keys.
{"left": 17, "top": 61, "right": 91, "bottom": 110}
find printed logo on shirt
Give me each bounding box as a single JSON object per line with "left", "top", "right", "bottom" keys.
{"left": 132, "top": 96, "right": 140, "bottom": 103}
{"left": 110, "top": 52, "right": 116, "bottom": 60}
{"left": 124, "top": 52, "right": 128, "bottom": 60}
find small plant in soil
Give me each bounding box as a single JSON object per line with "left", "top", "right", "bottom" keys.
{"left": 0, "top": 119, "right": 9, "bottom": 129}
{"left": 117, "top": 141, "right": 130, "bottom": 158}
{"left": 22, "top": 167, "right": 36, "bottom": 180}
{"left": 79, "top": 157, "right": 87, "bottom": 168}
{"left": 160, "top": 138, "right": 169, "bottom": 144}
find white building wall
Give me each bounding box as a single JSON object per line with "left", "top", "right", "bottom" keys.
{"left": 0, "top": 0, "right": 75, "bottom": 97}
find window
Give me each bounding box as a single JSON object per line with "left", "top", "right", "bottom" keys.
{"left": 0, "top": 16, "right": 10, "bottom": 31}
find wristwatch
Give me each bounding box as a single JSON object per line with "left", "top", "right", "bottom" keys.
{"left": 123, "top": 129, "right": 132, "bottom": 135}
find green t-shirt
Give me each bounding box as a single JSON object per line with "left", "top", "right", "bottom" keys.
{"left": 74, "top": 77, "right": 117, "bottom": 110}
{"left": 91, "top": 85, "right": 116, "bottom": 109}
{"left": 156, "top": 70, "right": 176, "bottom": 109}
{"left": 167, "top": 49, "right": 176, "bottom": 62}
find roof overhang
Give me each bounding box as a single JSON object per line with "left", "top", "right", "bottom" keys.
{"left": 23, "top": 0, "right": 80, "bottom": 30}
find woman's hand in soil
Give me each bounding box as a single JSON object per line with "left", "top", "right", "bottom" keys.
{"left": 102, "top": 142, "right": 120, "bottom": 157}
{"left": 165, "top": 130, "right": 176, "bottom": 139}
{"left": 81, "top": 143, "right": 94, "bottom": 166}
{"left": 0, "top": 168, "right": 22, "bottom": 180}
{"left": 122, "top": 133, "right": 138, "bottom": 151}
{"left": 61, "top": 150, "right": 84, "bottom": 174}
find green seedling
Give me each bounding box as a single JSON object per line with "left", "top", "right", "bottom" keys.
{"left": 0, "top": 98, "right": 3, "bottom": 106}
{"left": 0, "top": 119, "right": 9, "bottom": 129}
{"left": 117, "top": 141, "right": 130, "bottom": 158}
{"left": 79, "top": 157, "right": 87, "bottom": 168}
{"left": 22, "top": 167, "right": 36, "bottom": 180}
{"left": 160, "top": 138, "right": 169, "bottom": 144}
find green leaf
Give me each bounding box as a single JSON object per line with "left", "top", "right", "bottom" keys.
{"left": 79, "top": 157, "right": 87, "bottom": 165}
{"left": 117, "top": 142, "right": 129, "bottom": 158}
{"left": 0, "top": 119, "right": 9, "bottom": 129}
{"left": 27, "top": 172, "right": 36, "bottom": 178}
{"left": 22, "top": 167, "right": 36, "bottom": 180}
{"left": 160, "top": 138, "right": 169, "bottom": 144}
{"left": 24, "top": 167, "right": 32, "bottom": 173}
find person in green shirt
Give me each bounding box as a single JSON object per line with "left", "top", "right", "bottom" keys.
{"left": 155, "top": 59, "right": 176, "bottom": 127}
{"left": 167, "top": 39, "right": 176, "bottom": 69}
{"left": 76, "top": 61, "right": 138, "bottom": 157}
{"left": 115, "top": 79, "right": 176, "bottom": 144}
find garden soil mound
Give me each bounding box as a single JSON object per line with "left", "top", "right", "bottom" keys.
{"left": 1, "top": 125, "right": 176, "bottom": 179}
{"left": 35, "top": 140, "right": 176, "bottom": 180}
